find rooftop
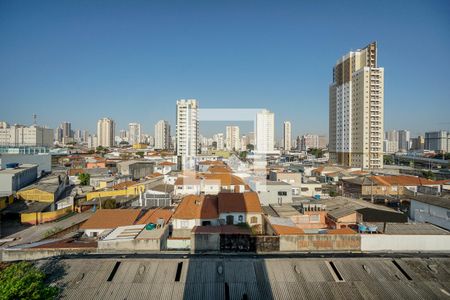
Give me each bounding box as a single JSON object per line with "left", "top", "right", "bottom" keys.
{"left": 218, "top": 192, "right": 263, "bottom": 214}
{"left": 80, "top": 209, "right": 142, "bottom": 230}
{"left": 172, "top": 194, "right": 219, "bottom": 220}
{"left": 408, "top": 194, "right": 450, "bottom": 210}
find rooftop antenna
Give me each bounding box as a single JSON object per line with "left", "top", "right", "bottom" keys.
{"left": 32, "top": 114, "right": 37, "bottom": 125}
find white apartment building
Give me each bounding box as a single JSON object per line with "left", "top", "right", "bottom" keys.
{"left": 425, "top": 131, "right": 449, "bottom": 152}
{"left": 300, "top": 134, "right": 319, "bottom": 151}
{"left": 398, "top": 130, "right": 411, "bottom": 152}
{"left": 0, "top": 124, "right": 53, "bottom": 147}
{"left": 213, "top": 133, "right": 225, "bottom": 150}
{"left": 283, "top": 121, "right": 292, "bottom": 151}
{"left": 176, "top": 99, "right": 199, "bottom": 169}
{"left": 97, "top": 117, "right": 115, "bottom": 147}
{"left": 226, "top": 126, "right": 240, "bottom": 151}
{"left": 154, "top": 120, "right": 171, "bottom": 150}
{"left": 256, "top": 109, "right": 274, "bottom": 153}
{"left": 128, "top": 122, "right": 142, "bottom": 145}
{"left": 329, "top": 42, "right": 384, "bottom": 169}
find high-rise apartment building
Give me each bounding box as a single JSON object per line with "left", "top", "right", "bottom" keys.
{"left": 213, "top": 133, "right": 225, "bottom": 150}
{"left": 128, "top": 122, "right": 142, "bottom": 145}
{"left": 155, "top": 120, "right": 171, "bottom": 150}
{"left": 384, "top": 130, "right": 399, "bottom": 154}
{"left": 226, "top": 126, "right": 240, "bottom": 151}
{"left": 256, "top": 109, "right": 274, "bottom": 153}
{"left": 283, "top": 121, "right": 292, "bottom": 151}
{"left": 398, "top": 130, "right": 411, "bottom": 152}
{"left": 425, "top": 131, "right": 449, "bottom": 152}
{"left": 300, "top": 134, "right": 319, "bottom": 151}
{"left": 329, "top": 42, "right": 384, "bottom": 169}
{"left": 97, "top": 117, "right": 115, "bottom": 147}
{"left": 176, "top": 99, "right": 199, "bottom": 169}
{"left": 410, "top": 136, "right": 425, "bottom": 151}
{"left": 0, "top": 124, "right": 53, "bottom": 147}
{"left": 61, "top": 122, "right": 72, "bottom": 139}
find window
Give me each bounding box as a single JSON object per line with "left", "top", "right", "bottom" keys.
{"left": 301, "top": 188, "right": 309, "bottom": 192}
{"left": 250, "top": 216, "right": 258, "bottom": 224}
{"left": 278, "top": 191, "right": 287, "bottom": 196}
{"left": 238, "top": 215, "right": 243, "bottom": 222}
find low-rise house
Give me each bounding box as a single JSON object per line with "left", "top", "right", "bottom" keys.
{"left": 250, "top": 180, "right": 292, "bottom": 205}
{"left": 80, "top": 209, "right": 142, "bottom": 237}
{"left": 154, "top": 161, "right": 177, "bottom": 174}
{"left": 171, "top": 195, "right": 220, "bottom": 236}
{"left": 218, "top": 192, "right": 263, "bottom": 230}
{"left": 86, "top": 157, "right": 106, "bottom": 169}
{"left": 117, "top": 160, "right": 154, "bottom": 180}
{"left": 174, "top": 173, "right": 247, "bottom": 195}
{"left": 17, "top": 173, "right": 69, "bottom": 203}
{"left": 342, "top": 175, "right": 441, "bottom": 198}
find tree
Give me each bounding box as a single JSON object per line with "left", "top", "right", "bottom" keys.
{"left": 239, "top": 151, "right": 247, "bottom": 159}
{"left": 136, "top": 151, "right": 145, "bottom": 158}
{"left": 308, "top": 148, "right": 323, "bottom": 158}
{"left": 102, "top": 199, "right": 116, "bottom": 209}
{"left": 422, "top": 170, "right": 436, "bottom": 180}
{"left": 0, "top": 261, "right": 59, "bottom": 300}
{"left": 78, "top": 173, "right": 90, "bottom": 186}
{"left": 246, "top": 144, "right": 254, "bottom": 151}
{"left": 383, "top": 155, "right": 394, "bottom": 165}
{"left": 95, "top": 146, "right": 106, "bottom": 153}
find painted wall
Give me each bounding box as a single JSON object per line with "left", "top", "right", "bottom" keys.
{"left": 20, "top": 207, "right": 72, "bottom": 225}
{"left": 361, "top": 235, "right": 450, "bottom": 252}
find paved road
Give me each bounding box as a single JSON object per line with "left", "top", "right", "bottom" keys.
{"left": 0, "top": 210, "right": 93, "bottom": 248}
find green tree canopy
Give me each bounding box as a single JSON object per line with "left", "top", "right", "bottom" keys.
{"left": 0, "top": 262, "right": 59, "bottom": 300}
{"left": 78, "top": 173, "right": 90, "bottom": 186}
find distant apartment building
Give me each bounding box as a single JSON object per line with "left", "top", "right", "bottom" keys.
{"left": 87, "top": 134, "right": 98, "bottom": 149}
{"left": 0, "top": 123, "right": 53, "bottom": 147}
{"left": 128, "top": 122, "right": 142, "bottom": 145}
{"left": 410, "top": 135, "right": 425, "bottom": 151}
{"left": 384, "top": 130, "right": 399, "bottom": 154}
{"left": 329, "top": 42, "right": 384, "bottom": 169}
{"left": 398, "top": 130, "right": 411, "bottom": 152}
{"left": 425, "top": 131, "right": 449, "bottom": 152}
{"left": 256, "top": 109, "right": 274, "bottom": 153}
{"left": 283, "top": 121, "right": 292, "bottom": 151}
{"left": 176, "top": 99, "right": 199, "bottom": 169}
{"left": 213, "top": 133, "right": 225, "bottom": 150}
{"left": 97, "top": 117, "right": 115, "bottom": 147}
{"left": 300, "top": 134, "right": 319, "bottom": 151}
{"left": 225, "top": 126, "right": 240, "bottom": 151}
{"left": 154, "top": 120, "right": 171, "bottom": 150}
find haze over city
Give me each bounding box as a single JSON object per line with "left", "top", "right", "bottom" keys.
{"left": 1, "top": 0, "right": 449, "bottom": 137}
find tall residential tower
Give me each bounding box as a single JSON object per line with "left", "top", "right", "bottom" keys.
{"left": 329, "top": 42, "right": 384, "bottom": 169}
{"left": 256, "top": 109, "right": 274, "bottom": 153}
{"left": 155, "top": 120, "right": 171, "bottom": 150}
{"left": 176, "top": 99, "right": 199, "bottom": 169}
{"left": 97, "top": 117, "right": 115, "bottom": 147}
{"left": 283, "top": 121, "right": 291, "bottom": 151}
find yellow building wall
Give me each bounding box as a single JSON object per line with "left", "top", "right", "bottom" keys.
{"left": 0, "top": 195, "right": 14, "bottom": 210}
{"left": 20, "top": 207, "right": 72, "bottom": 225}
{"left": 85, "top": 182, "right": 147, "bottom": 201}
{"left": 133, "top": 143, "right": 147, "bottom": 149}
{"left": 17, "top": 189, "right": 55, "bottom": 202}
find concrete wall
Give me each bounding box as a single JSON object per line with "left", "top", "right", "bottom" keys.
{"left": 0, "top": 153, "right": 51, "bottom": 175}
{"left": 361, "top": 235, "right": 450, "bottom": 252}
{"left": 167, "top": 238, "right": 190, "bottom": 249}
{"left": 279, "top": 234, "right": 361, "bottom": 252}
{"left": 1, "top": 248, "right": 95, "bottom": 262}
{"left": 98, "top": 238, "right": 161, "bottom": 251}
{"left": 410, "top": 200, "right": 450, "bottom": 231}
{"left": 191, "top": 233, "right": 220, "bottom": 252}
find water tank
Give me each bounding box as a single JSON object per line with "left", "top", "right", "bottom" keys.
{"left": 367, "top": 225, "right": 378, "bottom": 233}
{"left": 358, "top": 224, "right": 367, "bottom": 233}
{"left": 5, "top": 162, "right": 19, "bottom": 169}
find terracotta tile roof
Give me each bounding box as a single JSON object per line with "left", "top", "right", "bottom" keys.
{"left": 175, "top": 174, "right": 245, "bottom": 186}
{"left": 69, "top": 168, "right": 84, "bottom": 176}
{"left": 198, "top": 160, "right": 224, "bottom": 165}
{"left": 326, "top": 228, "right": 356, "bottom": 234}
{"left": 370, "top": 175, "right": 440, "bottom": 186}
{"left": 112, "top": 181, "right": 136, "bottom": 190}
{"left": 145, "top": 172, "right": 163, "bottom": 179}
{"left": 80, "top": 209, "right": 142, "bottom": 230}
{"left": 136, "top": 208, "right": 173, "bottom": 225}
{"left": 159, "top": 161, "right": 176, "bottom": 166}
{"left": 218, "top": 192, "right": 263, "bottom": 213}
{"left": 207, "top": 165, "right": 232, "bottom": 173}
{"left": 272, "top": 224, "right": 304, "bottom": 235}
{"left": 172, "top": 195, "right": 219, "bottom": 220}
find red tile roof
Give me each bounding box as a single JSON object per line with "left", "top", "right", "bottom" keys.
{"left": 218, "top": 192, "right": 262, "bottom": 213}
{"left": 80, "top": 209, "right": 141, "bottom": 230}
{"left": 370, "top": 175, "right": 440, "bottom": 186}
{"left": 136, "top": 208, "right": 173, "bottom": 225}
{"left": 172, "top": 195, "right": 219, "bottom": 220}
{"left": 272, "top": 225, "right": 304, "bottom": 235}
{"left": 112, "top": 181, "right": 136, "bottom": 190}
{"left": 159, "top": 161, "right": 176, "bottom": 166}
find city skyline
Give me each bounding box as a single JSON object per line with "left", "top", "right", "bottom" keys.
{"left": 1, "top": 1, "right": 449, "bottom": 137}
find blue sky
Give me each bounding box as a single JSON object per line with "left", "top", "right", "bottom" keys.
{"left": 0, "top": 0, "right": 449, "bottom": 139}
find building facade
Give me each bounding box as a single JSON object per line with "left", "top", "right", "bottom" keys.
{"left": 176, "top": 99, "right": 199, "bottom": 169}
{"left": 425, "top": 131, "right": 449, "bottom": 152}
{"left": 0, "top": 124, "right": 53, "bottom": 147}
{"left": 128, "top": 122, "right": 142, "bottom": 145}
{"left": 97, "top": 117, "right": 115, "bottom": 147}
{"left": 283, "top": 121, "right": 292, "bottom": 151}
{"left": 329, "top": 42, "right": 384, "bottom": 169}
{"left": 154, "top": 120, "right": 171, "bottom": 150}
{"left": 225, "top": 126, "right": 240, "bottom": 151}
{"left": 256, "top": 109, "right": 274, "bottom": 153}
